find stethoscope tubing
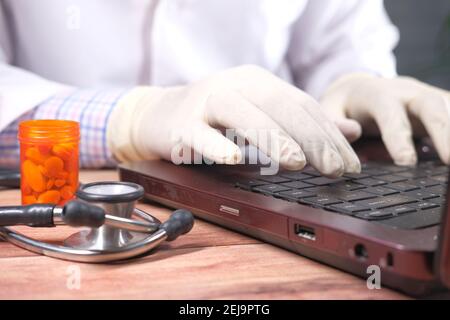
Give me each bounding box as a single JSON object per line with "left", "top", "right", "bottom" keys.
{"left": 0, "top": 179, "right": 194, "bottom": 263}
{"left": 0, "top": 226, "right": 167, "bottom": 263}
{"left": 0, "top": 207, "right": 167, "bottom": 263}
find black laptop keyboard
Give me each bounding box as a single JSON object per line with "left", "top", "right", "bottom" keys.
{"left": 235, "top": 161, "right": 448, "bottom": 230}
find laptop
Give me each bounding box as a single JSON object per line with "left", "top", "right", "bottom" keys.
{"left": 118, "top": 138, "right": 450, "bottom": 296}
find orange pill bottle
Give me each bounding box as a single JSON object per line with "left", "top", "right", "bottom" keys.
{"left": 18, "top": 120, "right": 80, "bottom": 206}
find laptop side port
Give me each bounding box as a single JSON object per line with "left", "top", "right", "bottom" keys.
{"left": 294, "top": 224, "right": 316, "bottom": 241}
{"left": 354, "top": 243, "right": 368, "bottom": 260}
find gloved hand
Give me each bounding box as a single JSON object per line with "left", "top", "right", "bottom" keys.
{"left": 107, "top": 65, "right": 360, "bottom": 177}
{"left": 321, "top": 73, "right": 450, "bottom": 166}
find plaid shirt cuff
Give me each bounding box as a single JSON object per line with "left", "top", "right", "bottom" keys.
{"left": 0, "top": 88, "right": 129, "bottom": 168}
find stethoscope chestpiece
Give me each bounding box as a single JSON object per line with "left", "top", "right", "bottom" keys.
{"left": 76, "top": 181, "right": 144, "bottom": 203}
{"left": 65, "top": 181, "right": 157, "bottom": 252}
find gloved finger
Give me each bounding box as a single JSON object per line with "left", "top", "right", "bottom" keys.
{"left": 295, "top": 97, "right": 361, "bottom": 173}
{"left": 408, "top": 93, "right": 450, "bottom": 164}
{"left": 247, "top": 96, "right": 347, "bottom": 177}
{"left": 369, "top": 101, "right": 417, "bottom": 166}
{"left": 247, "top": 75, "right": 360, "bottom": 175}
{"left": 206, "top": 91, "right": 306, "bottom": 170}
{"left": 232, "top": 66, "right": 356, "bottom": 176}
{"left": 333, "top": 117, "right": 363, "bottom": 143}
{"left": 181, "top": 123, "right": 242, "bottom": 165}
{"left": 321, "top": 93, "right": 363, "bottom": 143}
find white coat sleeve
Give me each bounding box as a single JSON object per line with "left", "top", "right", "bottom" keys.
{"left": 0, "top": 1, "right": 71, "bottom": 132}
{"left": 287, "top": 0, "right": 399, "bottom": 99}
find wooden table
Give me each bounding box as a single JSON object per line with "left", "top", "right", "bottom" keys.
{"left": 0, "top": 170, "right": 409, "bottom": 299}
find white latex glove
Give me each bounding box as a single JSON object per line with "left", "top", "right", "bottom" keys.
{"left": 107, "top": 65, "right": 360, "bottom": 177}
{"left": 321, "top": 73, "right": 450, "bottom": 166}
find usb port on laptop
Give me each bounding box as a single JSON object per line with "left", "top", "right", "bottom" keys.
{"left": 294, "top": 224, "right": 316, "bottom": 241}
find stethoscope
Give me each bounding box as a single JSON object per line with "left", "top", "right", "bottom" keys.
{"left": 0, "top": 181, "right": 194, "bottom": 263}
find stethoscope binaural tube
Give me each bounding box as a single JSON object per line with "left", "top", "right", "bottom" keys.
{"left": 56, "top": 200, "right": 163, "bottom": 233}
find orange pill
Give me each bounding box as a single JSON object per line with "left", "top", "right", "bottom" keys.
{"left": 46, "top": 179, "right": 55, "bottom": 190}
{"left": 25, "top": 147, "right": 46, "bottom": 164}
{"left": 37, "top": 190, "right": 61, "bottom": 204}
{"left": 52, "top": 144, "right": 73, "bottom": 161}
{"left": 56, "top": 171, "right": 68, "bottom": 179}
{"left": 23, "top": 160, "right": 46, "bottom": 193}
{"left": 38, "top": 165, "right": 48, "bottom": 177}
{"left": 44, "top": 156, "right": 64, "bottom": 178}
{"left": 64, "top": 159, "right": 78, "bottom": 172}
{"left": 38, "top": 144, "right": 52, "bottom": 155}
{"left": 54, "top": 179, "right": 66, "bottom": 188}
{"left": 23, "top": 195, "right": 37, "bottom": 205}
{"left": 60, "top": 186, "right": 74, "bottom": 200}
{"left": 23, "top": 182, "right": 32, "bottom": 195}
{"left": 68, "top": 172, "right": 78, "bottom": 187}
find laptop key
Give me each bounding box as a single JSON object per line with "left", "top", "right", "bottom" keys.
{"left": 356, "top": 178, "right": 387, "bottom": 187}
{"left": 429, "top": 197, "right": 445, "bottom": 205}
{"left": 328, "top": 202, "right": 370, "bottom": 215}
{"left": 301, "top": 167, "right": 321, "bottom": 177}
{"left": 391, "top": 205, "right": 416, "bottom": 215}
{"left": 343, "top": 172, "right": 371, "bottom": 180}
{"left": 411, "top": 178, "right": 440, "bottom": 188}
{"left": 302, "top": 197, "right": 343, "bottom": 206}
{"left": 337, "top": 190, "right": 377, "bottom": 202}
{"left": 355, "top": 195, "right": 416, "bottom": 209}
{"left": 430, "top": 175, "right": 448, "bottom": 183}
{"left": 309, "top": 187, "right": 377, "bottom": 202}
{"left": 402, "top": 190, "right": 440, "bottom": 200}
{"left": 368, "top": 210, "right": 395, "bottom": 218}
{"left": 254, "top": 184, "right": 291, "bottom": 194}
{"left": 377, "top": 207, "right": 442, "bottom": 229}
{"left": 257, "top": 175, "right": 291, "bottom": 184}
{"left": 365, "top": 186, "right": 399, "bottom": 196}
{"left": 376, "top": 164, "right": 410, "bottom": 173}
{"left": 279, "top": 172, "right": 315, "bottom": 180}
{"left": 334, "top": 181, "right": 367, "bottom": 191}
{"left": 396, "top": 171, "right": 428, "bottom": 179}
{"left": 363, "top": 168, "right": 390, "bottom": 176}
{"left": 407, "top": 201, "right": 440, "bottom": 211}
{"left": 430, "top": 167, "right": 449, "bottom": 175}
{"left": 277, "top": 189, "right": 316, "bottom": 201}
{"left": 385, "top": 182, "right": 419, "bottom": 192}
{"left": 236, "top": 179, "right": 268, "bottom": 190}
{"left": 280, "top": 181, "right": 314, "bottom": 189}
{"left": 425, "top": 185, "right": 446, "bottom": 195}
{"left": 377, "top": 175, "right": 408, "bottom": 183}
{"left": 355, "top": 210, "right": 394, "bottom": 221}
{"left": 303, "top": 177, "right": 347, "bottom": 186}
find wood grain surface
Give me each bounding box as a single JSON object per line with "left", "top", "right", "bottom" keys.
{"left": 0, "top": 170, "right": 408, "bottom": 299}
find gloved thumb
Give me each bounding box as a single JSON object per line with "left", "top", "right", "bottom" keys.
{"left": 333, "top": 117, "right": 362, "bottom": 143}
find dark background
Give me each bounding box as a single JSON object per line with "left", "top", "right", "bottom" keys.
{"left": 385, "top": 0, "right": 450, "bottom": 89}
